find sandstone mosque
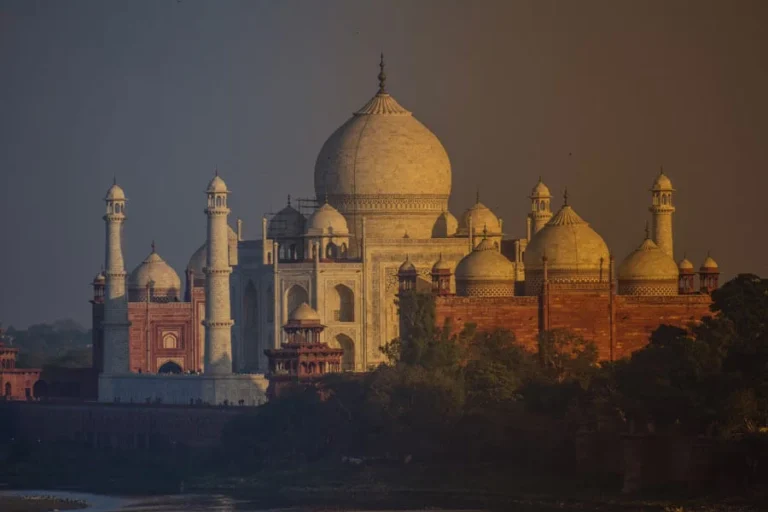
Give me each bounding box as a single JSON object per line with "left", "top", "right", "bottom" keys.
{"left": 92, "top": 56, "right": 720, "bottom": 404}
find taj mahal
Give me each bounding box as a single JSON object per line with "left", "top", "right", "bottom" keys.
{"left": 93, "top": 56, "right": 720, "bottom": 404}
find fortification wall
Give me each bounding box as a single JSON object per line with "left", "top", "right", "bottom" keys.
{"left": 435, "top": 291, "right": 713, "bottom": 360}
{"left": 0, "top": 401, "right": 248, "bottom": 449}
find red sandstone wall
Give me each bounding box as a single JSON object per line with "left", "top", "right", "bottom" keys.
{"left": 435, "top": 296, "right": 540, "bottom": 349}
{"left": 435, "top": 292, "right": 713, "bottom": 361}
{"left": 0, "top": 369, "right": 40, "bottom": 400}
{"left": 128, "top": 303, "right": 197, "bottom": 373}
{"left": 614, "top": 295, "right": 712, "bottom": 359}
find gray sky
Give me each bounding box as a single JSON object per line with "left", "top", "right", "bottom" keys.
{"left": 1, "top": 0, "right": 767, "bottom": 329}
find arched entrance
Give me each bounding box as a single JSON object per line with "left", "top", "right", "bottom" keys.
{"left": 286, "top": 285, "right": 309, "bottom": 318}
{"left": 334, "top": 334, "right": 355, "bottom": 371}
{"left": 158, "top": 361, "right": 183, "bottom": 374}
{"left": 4, "top": 382, "right": 11, "bottom": 398}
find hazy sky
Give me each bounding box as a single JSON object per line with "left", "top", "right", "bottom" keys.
{"left": 1, "top": 0, "right": 767, "bottom": 328}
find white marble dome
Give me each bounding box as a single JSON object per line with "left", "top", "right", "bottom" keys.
{"left": 458, "top": 202, "right": 501, "bottom": 236}
{"left": 129, "top": 248, "right": 181, "bottom": 300}
{"left": 289, "top": 302, "right": 321, "bottom": 322}
{"left": 306, "top": 203, "right": 349, "bottom": 235}
{"left": 618, "top": 237, "right": 679, "bottom": 296}
{"left": 524, "top": 204, "right": 610, "bottom": 294}
{"left": 455, "top": 238, "right": 515, "bottom": 297}
{"left": 105, "top": 183, "right": 125, "bottom": 201}
{"left": 313, "top": 61, "right": 451, "bottom": 239}
{"left": 268, "top": 200, "right": 306, "bottom": 239}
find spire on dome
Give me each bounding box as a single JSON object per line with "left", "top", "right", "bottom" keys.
{"left": 287, "top": 194, "right": 291, "bottom": 207}
{"left": 563, "top": 187, "right": 569, "bottom": 206}
{"left": 482, "top": 224, "right": 488, "bottom": 238}
{"left": 644, "top": 221, "right": 650, "bottom": 239}
{"left": 151, "top": 240, "right": 156, "bottom": 253}
{"left": 113, "top": 176, "right": 117, "bottom": 186}
{"left": 476, "top": 187, "right": 480, "bottom": 204}
{"left": 378, "top": 52, "right": 387, "bottom": 93}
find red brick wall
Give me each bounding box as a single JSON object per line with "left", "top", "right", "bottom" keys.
{"left": 614, "top": 295, "right": 712, "bottom": 359}
{"left": 435, "top": 291, "right": 713, "bottom": 361}
{"left": 435, "top": 296, "right": 540, "bottom": 349}
{"left": 128, "top": 303, "right": 197, "bottom": 373}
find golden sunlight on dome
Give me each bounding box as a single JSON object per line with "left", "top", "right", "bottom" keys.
{"left": 455, "top": 238, "right": 515, "bottom": 297}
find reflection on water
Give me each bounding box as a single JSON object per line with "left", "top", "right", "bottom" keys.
{"left": 1, "top": 490, "right": 483, "bottom": 512}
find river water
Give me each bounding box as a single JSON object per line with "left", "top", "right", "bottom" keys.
{"left": 0, "top": 490, "right": 486, "bottom": 511}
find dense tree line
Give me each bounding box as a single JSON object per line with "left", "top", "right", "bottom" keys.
{"left": 219, "top": 274, "right": 768, "bottom": 474}
{"left": 1, "top": 320, "right": 92, "bottom": 369}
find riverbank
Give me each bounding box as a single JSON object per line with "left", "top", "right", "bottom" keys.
{"left": 0, "top": 495, "right": 87, "bottom": 512}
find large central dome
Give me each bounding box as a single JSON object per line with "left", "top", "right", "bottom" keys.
{"left": 314, "top": 57, "right": 452, "bottom": 239}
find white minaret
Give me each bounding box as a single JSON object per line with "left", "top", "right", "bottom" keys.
{"left": 527, "top": 177, "right": 552, "bottom": 240}
{"left": 649, "top": 169, "right": 675, "bottom": 259}
{"left": 203, "top": 172, "right": 234, "bottom": 375}
{"left": 102, "top": 180, "right": 130, "bottom": 374}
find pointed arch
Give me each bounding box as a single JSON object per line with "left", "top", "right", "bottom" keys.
{"left": 286, "top": 285, "right": 309, "bottom": 317}
{"left": 158, "top": 361, "right": 183, "bottom": 374}
{"left": 334, "top": 334, "right": 355, "bottom": 371}
{"left": 329, "top": 284, "right": 354, "bottom": 322}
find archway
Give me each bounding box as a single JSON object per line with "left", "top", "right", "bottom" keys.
{"left": 329, "top": 284, "right": 354, "bottom": 322}
{"left": 334, "top": 334, "right": 355, "bottom": 371}
{"left": 158, "top": 361, "right": 183, "bottom": 374}
{"left": 286, "top": 285, "right": 309, "bottom": 318}
{"left": 4, "top": 382, "right": 10, "bottom": 397}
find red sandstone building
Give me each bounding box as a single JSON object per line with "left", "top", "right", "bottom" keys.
{"left": 264, "top": 303, "right": 344, "bottom": 399}
{"left": 90, "top": 235, "right": 237, "bottom": 376}
{"left": 0, "top": 328, "right": 41, "bottom": 400}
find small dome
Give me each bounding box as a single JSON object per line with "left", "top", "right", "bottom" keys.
{"left": 458, "top": 202, "right": 501, "bottom": 236}
{"left": 454, "top": 238, "right": 515, "bottom": 297}
{"left": 432, "top": 254, "right": 452, "bottom": 272}
{"left": 700, "top": 255, "right": 719, "bottom": 271}
{"left": 207, "top": 174, "right": 228, "bottom": 193}
{"left": 618, "top": 238, "right": 679, "bottom": 282}
{"left": 288, "top": 302, "right": 321, "bottom": 322}
{"left": 651, "top": 172, "right": 674, "bottom": 191}
{"left": 268, "top": 200, "right": 306, "bottom": 239}
{"left": 524, "top": 205, "right": 609, "bottom": 272}
{"left": 306, "top": 203, "right": 349, "bottom": 235}
{"left": 678, "top": 256, "right": 695, "bottom": 272}
{"left": 432, "top": 211, "right": 459, "bottom": 237}
{"left": 129, "top": 248, "right": 181, "bottom": 299}
{"left": 530, "top": 178, "right": 551, "bottom": 198}
{"left": 93, "top": 271, "right": 105, "bottom": 283}
{"left": 398, "top": 255, "right": 417, "bottom": 274}
{"left": 105, "top": 183, "right": 125, "bottom": 201}
{"left": 187, "top": 226, "right": 237, "bottom": 279}
{"left": 455, "top": 239, "right": 515, "bottom": 281}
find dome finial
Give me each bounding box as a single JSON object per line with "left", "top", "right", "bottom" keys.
{"left": 151, "top": 240, "right": 156, "bottom": 253}
{"left": 563, "top": 187, "right": 569, "bottom": 206}
{"left": 659, "top": 165, "right": 664, "bottom": 176}
{"left": 644, "top": 221, "right": 650, "bottom": 240}
{"left": 476, "top": 186, "right": 480, "bottom": 204}
{"left": 378, "top": 52, "right": 387, "bottom": 93}
{"left": 482, "top": 223, "right": 488, "bottom": 239}
{"left": 287, "top": 194, "right": 291, "bottom": 207}
{"left": 113, "top": 176, "right": 117, "bottom": 186}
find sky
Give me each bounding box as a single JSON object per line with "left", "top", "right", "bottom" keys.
{"left": 1, "top": 0, "right": 767, "bottom": 329}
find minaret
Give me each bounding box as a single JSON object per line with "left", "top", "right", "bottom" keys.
{"left": 102, "top": 180, "right": 130, "bottom": 374}
{"left": 528, "top": 177, "right": 552, "bottom": 240}
{"left": 649, "top": 169, "right": 675, "bottom": 258}
{"left": 203, "top": 171, "right": 234, "bottom": 375}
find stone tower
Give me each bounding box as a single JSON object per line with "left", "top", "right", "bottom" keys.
{"left": 649, "top": 170, "right": 675, "bottom": 258}
{"left": 102, "top": 181, "right": 130, "bottom": 374}
{"left": 203, "top": 172, "right": 234, "bottom": 375}
{"left": 527, "top": 177, "right": 552, "bottom": 240}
